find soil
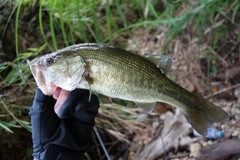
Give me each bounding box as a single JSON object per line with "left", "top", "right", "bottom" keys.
{"left": 0, "top": 128, "right": 32, "bottom": 160}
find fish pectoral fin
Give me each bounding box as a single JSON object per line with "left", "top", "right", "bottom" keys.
{"left": 81, "top": 68, "right": 94, "bottom": 102}
{"left": 135, "top": 102, "right": 156, "bottom": 112}
{"left": 86, "top": 77, "right": 93, "bottom": 102}
{"left": 143, "top": 54, "right": 173, "bottom": 74}
{"left": 88, "top": 85, "right": 92, "bottom": 102}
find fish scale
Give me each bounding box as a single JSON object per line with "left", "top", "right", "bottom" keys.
{"left": 28, "top": 43, "right": 229, "bottom": 135}
{"left": 77, "top": 47, "right": 165, "bottom": 102}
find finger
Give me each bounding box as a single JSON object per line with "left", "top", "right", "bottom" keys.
{"left": 53, "top": 87, "right": 62, "bottom": 100}
{"left": 54, "top": 89, "right": 70, "bottom": 114}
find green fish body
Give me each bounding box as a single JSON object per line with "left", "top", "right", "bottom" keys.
{"left": 28, "top": 43, "right": 229, "bottom": 135}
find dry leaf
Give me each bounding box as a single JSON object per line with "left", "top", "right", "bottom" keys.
{"left": 135, "top": 109, "right": 192, "bottom": 160}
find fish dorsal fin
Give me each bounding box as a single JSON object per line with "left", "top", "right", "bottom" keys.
{"left": 144, "top": 54, "right": 173, "bottom": 74}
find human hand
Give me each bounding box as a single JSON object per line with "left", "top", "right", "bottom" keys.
{"left": 30, "top": 88, "right": 100, "bottom": 160}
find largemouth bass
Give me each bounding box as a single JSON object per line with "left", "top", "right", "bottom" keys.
{"left": 27, "top": 43, "right": 229, "bottom": 135}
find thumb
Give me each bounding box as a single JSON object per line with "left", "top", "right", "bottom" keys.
{"left": 54, "top": 88, "right": 70, "bottom": 115}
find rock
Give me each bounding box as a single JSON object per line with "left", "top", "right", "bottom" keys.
{"left": 190, "top": 143, "right": 201, "bottom": 158}
{"left": 201, "top": 141, "right": 208, "bottom": 147}
{"left": 236, "top": 120, "right": 240, "bottom": 127}
{"left": 232, "top": 130, "right": 239, "bottom": 137}
{"left": 152, "top": 121, "right": 159, "bottom": 129}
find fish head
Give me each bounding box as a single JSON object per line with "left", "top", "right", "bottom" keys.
{"left": 27, "top": 51, "right": 86, "bottom": 95}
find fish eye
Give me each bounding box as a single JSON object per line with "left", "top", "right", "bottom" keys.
{"left": 45, "top": 58, "right": 54, "bottom": 65}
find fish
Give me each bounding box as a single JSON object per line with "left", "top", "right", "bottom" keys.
{"left": 27, "top": 43, "right": 229, "bottom": 135}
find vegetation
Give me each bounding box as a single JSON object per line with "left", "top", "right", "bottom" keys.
{"left": 0, "top": 0, "right": 239, "bottom": 159}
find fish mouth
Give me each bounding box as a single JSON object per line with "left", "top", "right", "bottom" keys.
{"left": 27, "top": 59, "right": 57, "bottom": 95}
{"left": 40, "top": 82, "right": 57, "bottom": 95}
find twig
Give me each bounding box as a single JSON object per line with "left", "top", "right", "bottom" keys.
{"left": 228, "top": 0, "right": 239, "bottom": 12}
{"left": 204, "top": 83, "right": 240, "bottom": 99}
{"left": 223, "top": 42, "right": 237, "bottom": 60}
{"left": 0, "top": 98, "right": 25, "bottom": 129}
{"left": 167, "top": 153, "right": 189, "bottom": 159}
{"left": 208, "top": 47, "right": 229, "bottom": 67}
{"left": 160, "top": 133, "right": 168, "bottom": 160}
{"left": 204, "top": 19, "right": 225, "bottom": 35}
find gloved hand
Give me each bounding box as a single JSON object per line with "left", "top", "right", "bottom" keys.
{"left": 29, "top": 88, "right": 100, "bottom": 160}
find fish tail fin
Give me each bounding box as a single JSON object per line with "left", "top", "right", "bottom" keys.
{"left": 182, "top": 95, "right": 229, "bottom": 135}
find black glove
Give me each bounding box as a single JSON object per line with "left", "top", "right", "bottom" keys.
{"left": 29, "top": 88, "right": 100, "bottom": 160}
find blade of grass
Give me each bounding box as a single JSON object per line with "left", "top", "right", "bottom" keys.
{"left": 2, "top": 44, "right": 45, "bottom": 85}
{"left": 91, "top": 0, "right": 102, "bottom": 43}
{"left": 59, "top": 1, "right": 69, "bottom": 46}
{"left": 14, "top": 0, "right": 29, "bottom": 83}
{"left": 49, "top": 0, "right": 58, "bottom": 50}
{"left": 86, "top": 22, "right": 98, "bottom": 43}
{"left": 0, "top": 121, "right": 14, "bottom": 133}
{"left": 0, "top": 120, "right": 21, "bottom": 133}
{"left": 116, "top": 18, "right": 180, "bottom": 33}
{"left": 231, "top": 0, "right": 240, "bottom": 23}
{"left": 165, "top": 0, "right": 214, "bottom": 44}
{"left": 114, "top": 0, "right": 135, "bottom": 47}
{"left": 15, "top": 0, "right": 22, "bottom": 60}
{"left": 39, "top": 2, "right": 52, "bottom": 50}
{"left": 4, "top": 62, "right": 30, "bottom": 85}
{"left": 69, "top": 21, "right": 76, "bottom": 44}
{"left": 2, "top": 3, "right": 17, "bottom": 39}
{"left": 76, "top": 0, "right": 89, "bottom": 42}
{"left": 105, "top": 0, "right": 112, "bottom": 44}
{"left": 1, "top": 98, "right": 31, "bottom": 132}
{"left": 134, "top": 0, "right": 144, "bottom": 19}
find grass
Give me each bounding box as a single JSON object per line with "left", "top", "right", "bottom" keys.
{"left": 0, "top": 0, "right": 238, "bottom": 130}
